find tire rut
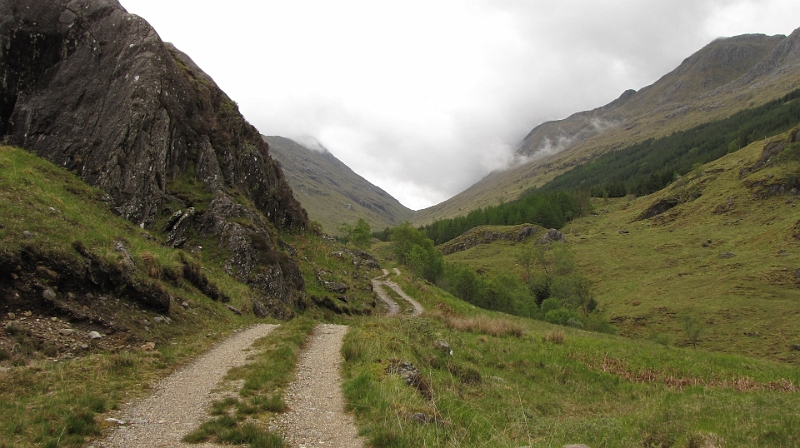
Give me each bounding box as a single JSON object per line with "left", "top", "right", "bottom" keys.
{"left": 271, "top": 324, "right": 364, "bottom": 448}
{"left": 371, "top": 268, "right": 423, "bottom": 316}
{"left": 98, "top": 324, "right": 279, "bottom": 448}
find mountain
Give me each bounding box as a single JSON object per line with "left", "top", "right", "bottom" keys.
{"left": 412, "top": 29, "right": 800, "bottom": 225}
{"left": 0, "top": 0, "right": 308, "bottom": 314}
{"left": 266, "top": 136, "right": 413, "bottom": 234}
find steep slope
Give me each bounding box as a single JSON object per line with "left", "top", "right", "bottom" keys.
{"left": 0, "top": 0, "right": 309, "bottom": 312}
{"left": 412, "top": 29, "right": 800, "bottom": 225}
{"left": 266, "top": 136, "right": 413, "bottom": 234}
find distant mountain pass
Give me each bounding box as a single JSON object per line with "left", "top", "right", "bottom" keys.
{"left": 266, "top": 136, "right": 413, "bottom": 234}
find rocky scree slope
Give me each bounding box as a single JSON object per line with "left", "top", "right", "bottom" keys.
{"left": 266, "top": 135, "right": 413, "bottom": 234}
{"left": 412, "top": 29, "right": 800, "bottom": 225}
{"left": 0, "top": 0, "right": 309, "bottom": 315}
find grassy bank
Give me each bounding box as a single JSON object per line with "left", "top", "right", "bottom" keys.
{"left": 342, "top": 272, "right": 800, "bottom": 447}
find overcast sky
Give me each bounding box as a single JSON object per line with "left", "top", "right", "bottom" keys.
{"left": 121, "top": 0, "right": 798, "bottom": 210}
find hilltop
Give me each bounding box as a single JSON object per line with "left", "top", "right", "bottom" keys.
{"left": 412, "top": 29, "right": 800, "bottom": 225}
{"left": 266, "top": 136, "right": 413, "bottom": 235}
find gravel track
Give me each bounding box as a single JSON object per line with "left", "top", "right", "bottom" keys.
{"left": 272, "top": 324, "right": 364, "bottom": 448}
{"left": 371, "top": 269, "right": 424, "bottom": 317}
{"left": 98, "top": 324, "right": 278, "bottom": 448}
{"left": 381, "top": 280, "right": 424, "bottom": 316}
{"left": 371, "top": 273, "right": 400, "bottom": 316}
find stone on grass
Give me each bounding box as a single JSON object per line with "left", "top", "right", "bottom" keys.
{"left": 433, "top": 339, "right": 453, "bottom": 356}
{"left": 88, "top": 331, "right": 103, "bottom": 339}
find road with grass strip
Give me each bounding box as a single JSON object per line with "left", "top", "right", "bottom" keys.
{"left": 270, "top": 324, "right": 365, "bottom": 447}
{"left": 99, "top": 272, "right": 424, "bottom": 447}
{"left": 98, "top": 324, "right": 278, "bottom": 448}
{"left": 371, "top": 268, "right": 424, "bottom": 316}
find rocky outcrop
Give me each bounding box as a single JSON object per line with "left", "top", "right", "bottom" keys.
{"left": 536, "top": 228, "right": 566, "bottom": 244}
{"left": 0, "top": 0, "right": 306, "bottom": 229}
{"left": 439, "top": 224, "right": 542, "bottom": 255}
{"left": 0, "top": 0, "right": 310, "bottom": 314}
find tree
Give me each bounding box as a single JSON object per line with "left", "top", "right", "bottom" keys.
{"left": 390, "top": 221, "right": 418, "bottom": 264}
{"left": 351, "top": 218, "right": 372, "bottom": 250}
{"left": 516, "top": 244, "right": 534, "bottom": 284}
{"left": 338, "top": 222, "right": 353, "bottom": 247}
{"left": 681, "top": 315, "right": 703, "bottom": 349}
{"left": 407, "top": 244, "right": 427, "bottom": 280}
{"left": 549, "top": 274, "right": 594, "bottom": 315}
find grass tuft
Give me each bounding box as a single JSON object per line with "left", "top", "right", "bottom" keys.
{"left": 439, "top": 314, "right": 524, "bottom": 337}
{"left": 544, "top": 329, "right": 566, "bottom": 344}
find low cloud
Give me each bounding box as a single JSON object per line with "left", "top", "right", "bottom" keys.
{"left": 122, "top": 0, "right": 799, "bottom": 210}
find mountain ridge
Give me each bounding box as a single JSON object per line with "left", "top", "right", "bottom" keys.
{"left": 411, "top": 28, "right": 800, "bottom": 225}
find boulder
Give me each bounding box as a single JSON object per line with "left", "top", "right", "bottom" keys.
{"left": 537, "top": 229, "right": 566, "bottom": 244}
{"left": 323, "top": 281, "right": 349, "bottom": 294}
{"left": 87, "top": 330, "right": 103, "bottom": 339}
{"left": 515, "top": 226, "right": 539, "bottom": 242}
{"left": 251, "top": 299, "right": 268, "bottom": 318}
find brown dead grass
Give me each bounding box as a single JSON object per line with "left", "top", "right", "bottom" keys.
{"left": 439, "top": 314, "right": 524, "bottom": 338}
{"left": 544, "top": 329, "right": 565, "bottom": 344}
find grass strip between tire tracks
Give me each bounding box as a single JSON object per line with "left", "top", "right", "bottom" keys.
{"left": 183, "top": 318, "right": 316, "bottom": 447}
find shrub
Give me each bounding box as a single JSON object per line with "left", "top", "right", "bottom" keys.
{"left": 544, "top": 308, "right": 580, "bottom": 326}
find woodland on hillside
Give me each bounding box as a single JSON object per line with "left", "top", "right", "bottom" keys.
{"left": 542, "top": 88, "right": 800, "bottom": 197}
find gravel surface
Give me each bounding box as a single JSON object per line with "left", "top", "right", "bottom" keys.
{"left": 97, "top": 324, "right": 278, "bottom": 448}
{"left": 382, "top": 280, "right": 424, "bottom": 316}
{"left": 272, "top": 324, "right": 365, "bottom": 448}
{"left": 371, "top": 273, "right": 400, "bottom": 316}
{"left": 371, "top": 269, "right": 424, "bottom": 317}
{"left": 371, "top": 268, "right": 423, "bottom": 317}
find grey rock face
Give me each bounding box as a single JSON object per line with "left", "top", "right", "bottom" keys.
{"left": 537, "top": 228, "right": 566, "bottom": 244}
{"left": 1, "top": 0, "right": 306, "bottom": 229}
{"left": 1, "top": 0, "right": 310, "bottom": 314}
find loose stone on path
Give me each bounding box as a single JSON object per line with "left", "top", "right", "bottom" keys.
{"left": 272, "top": 324, "right": 365, "bottom": 448}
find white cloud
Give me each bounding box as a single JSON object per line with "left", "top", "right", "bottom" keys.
{"left": 121, "top": 0, "right": 798, "bottom": 210}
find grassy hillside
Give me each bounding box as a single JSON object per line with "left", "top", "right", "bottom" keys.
{"left": 0, "top": 145, "right": 377, "bottom": 447}
{"left": 441, "top": 128, "right": 800, "bottom": 364}
{"left": 3, "top": 144, "right": 799, "bottom": 447}
{"left": 342, "top": 271, "right": 800, "bottom": 447}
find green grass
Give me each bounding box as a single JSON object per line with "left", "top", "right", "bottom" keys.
{"left": 341, "top": 273, "right": 800, "bottom": 447}
{"left": 282, "top": 232, "right": 381, "bottom": 318}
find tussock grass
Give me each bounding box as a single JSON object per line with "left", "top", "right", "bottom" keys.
{"left": 544, "top": 329, "right": 565, "bottom": 344}
{"left": 0, "top": 146, "right": 286, "bottom": 447}
{"left": 441, "top": 129, "right": 800, "bottom": 364}
{"left": 438, "top": 314, "right": 524, "bottom": 337}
